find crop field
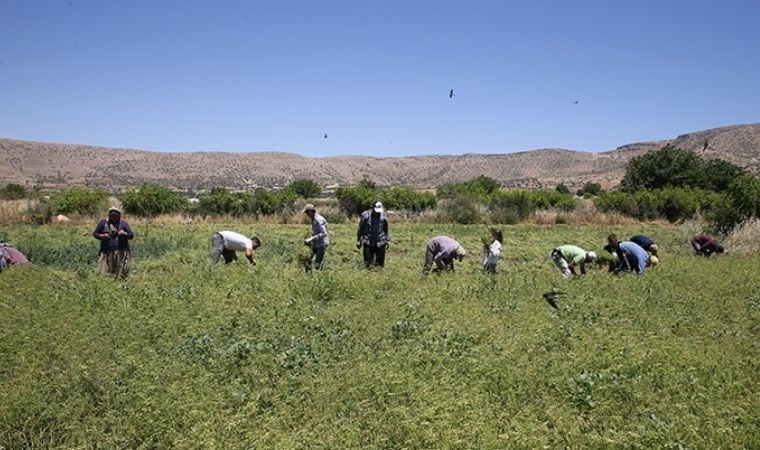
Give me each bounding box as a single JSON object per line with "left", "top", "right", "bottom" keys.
{"left": 1, "top": 223, "right": 758, "bottom": 449}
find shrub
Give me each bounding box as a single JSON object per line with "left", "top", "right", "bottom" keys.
{"left": 555, "top": 183, "right": 570, "bottom": 195}
{"left": 379, "top": 187, "right": 437, "bottom": 212}
{"left": 0, "top": 183, "right": 28, "bottom": 200}
{"left": 437, "top": 176, "right": 500, "bottom": 203}
{"left": 284, "top": 179, "right": 321, "bottom": 199}
{"left": 122, "top": 184, "right": 187, "bottom": 216}
{"left": 440, "top": 195, "right": 480, "bottom": 224}
{"left": 580, "top": 182, "right": 602, "bottom": 197}
{"left": 712, "top": 174, "right": 760, "bottom": 233}
{"left": 51, "top": 187, "right": 109, "bottom": 216}
{"left": 336, "top": 185, "right": 376, "bottom": 216}
{"left": 197, "top": 188, "right": 252, "bottom": 216}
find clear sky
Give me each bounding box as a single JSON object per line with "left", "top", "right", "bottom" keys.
{"left": 1, "top": 0, "right": 758, "bottom": 157}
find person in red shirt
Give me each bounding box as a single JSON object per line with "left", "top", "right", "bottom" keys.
{"left": 691, "top": 234, "right": 724, "bottom": 257}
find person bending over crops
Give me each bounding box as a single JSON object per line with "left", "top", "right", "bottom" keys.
{"left": 0, "top": 241, "right": 30, "bottom": 272}
{"left": 482, "top": 227, "right": 502, "bottom": 274}
{"left": 356, "top": 201, "right": 390, "bottom": 269}
{"left": 302, "top": 204, "right": 329, "bottom": 271}
{"left": 617, "top": 241, "right": 657, "bottom": 275}
{"left": 423, "top": 235, "right": 466, "bottom": 274}
{"left": 630, "top": 234, "right": 659, "bottom": 256}
{"left": 550, "top": 245, "right": 596, "bottom": 278}
{"left": 93, "top": 207, "right": 134, "bottom": 278}
{"left": 691, "top": 234, "right": 724, "bottom": 257}
{"left": 209, "top": 231, "right": 261, "bottom": 265}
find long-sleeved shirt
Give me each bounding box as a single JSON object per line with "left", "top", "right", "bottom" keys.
{"left": 483, "top": 240, "right": 502, "bottom": 265}
{"left": 357, "top": 210, "right": 389, "bottom": 247}
{"left": 692, "top": 234, "right": 717, "bottom": 253}
{"left": 93, "top": 219, "right": 134, "bottom": 253}
{"left": 0, "top": 244, "right": 29, "bottom": 265}
{"left": 427, "top": 236, "right": 462, "bottom": 262}
{"left": 310, "top": 213, "right": 329, "bottom": 248}
{"left": 630, "top": 235, "right": 655, "bottom": 252}
{"left": 619, "top": 241, "right": 649, "bottom": 273}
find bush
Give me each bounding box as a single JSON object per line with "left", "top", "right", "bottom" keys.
{"left": 51, "top": 187, "right": 109, "bottom": 216}
{"left": 336, "top": 185, "right": 376, "bottom": 216}
{"left": 555, "top": 184, "right": 570, "bottom": 195}
{"left": 437, "top": 176, "right": 501, "bottom": 203}
{"left": 284, "top": 179, "right": 321, "bottom": 199}
{"left": 379, "top": 187, "right": 437, "bottom": 212}
{"left": 712, "top": 174, "right": 760, "bottom": 233}
{"left": 122, "top": 184, "right": 187, "bottom": 216}
{"left": 594, "top": 188, "right": 722, "bottom": 222}
{"left": 195, "top": 188, "right": 250, "bottom": 216}
{"left": 0, "top": 183, "right": 28, "bottom": 200}
{"left": 580, "top": 182, "right": 602, "bottom": 197}
{"left": 439, "top": 195, "right": 480, "bottom": 224}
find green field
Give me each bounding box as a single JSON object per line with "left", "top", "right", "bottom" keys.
{"left": 1, "top": 223, "right": 758, "bottom": 449}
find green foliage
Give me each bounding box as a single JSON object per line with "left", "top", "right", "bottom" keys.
{"left": 555, "top": 183, "right": 570, "bottom": 195}
{"left": 51, "top": 187, "right": 109, "bottom": 216}
{"left": 0, "top": 223, "right": 757, "bottom": 448}
{"left": 0, "top": 183, "right": 28, "bottom": 200}
{"left": 283, "top": 179, "right": 321, "bottom": 199}
{"left": 594, "top": 188, "right": 722, "bottom": 222}
{"left": 437, "top": 176, "right": 501, "bottom": 202}
{"left": 121, "top": 184, "right": 187, "bottom": 216}
{"left": 712, "top": 174, "right": 760, "bottom": 233}
{"left": 197, "top": 187, "right": 253, "bottom": 216}
{"left": 580, "top": 181, "right": 603, "bottom": 197}
{"left": 620, "top": 144, "right": 745, "bottom": 192}
{"left": 379, "top": 186, "right": 437, "bottom": 212}
{"left": 440, "top": 195, "right": 480, "bottom": 224}
{"left": 335, "top": 184, "right": 376, "bottom": 215}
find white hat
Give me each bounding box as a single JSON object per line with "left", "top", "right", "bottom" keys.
{"left": 586, "top": 251, "right": 597, "bottom": 261}
{"left": 373, "top": 201, "right": 383, "bottom": 213}
{"left": 301, "top": 203, "right": 316, "bottom": 213}
{"left": 108, "top": 206, "right": 121, "bottom": 214}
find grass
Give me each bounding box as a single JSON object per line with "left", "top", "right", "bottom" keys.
{"left": 0, "top": 223, "right": 758, "bottom": 449}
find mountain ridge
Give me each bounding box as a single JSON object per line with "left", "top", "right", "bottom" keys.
{"left": 1, "top": 124, "right": 758, "bottom": 191}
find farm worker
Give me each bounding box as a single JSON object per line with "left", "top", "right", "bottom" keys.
{"left": 93, "top": 207, "right": 134, "bottom": 278}
{"left": 482, "top": 227, "right": 503, "bottom": 274}
{"left": 0, "top": 242, "right": 30, "bottom": 271}
{"left": 356, "top": 201, "right": 390, "bottom": 269}
{"left": 209, "top": 231, "right": 261, "bottom": 265}
{"left": 630, "top": 234, "right": 659, "bottom": 256}
{"left": 691, "top": 234, "right": 724, "bottom": 257}
{"left": 550, "top": 245, "right": 596, "bottom": 278}
{"left": 423, "top": 236, "right": 466, "bottom": 274}
{"left": 603, "top": 234, "right": 630, "bottom": 273}
{"left": 618, "top": 241, "right": 654, "bottom": 275}
{"left": 303, "top": 204, "right": 329, "bottom": 271}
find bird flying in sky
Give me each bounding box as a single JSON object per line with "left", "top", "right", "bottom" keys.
{"left": 323, "top": 133, "right": 328, "bottom": 139}
{"left": 449, "top": 89, "right": 454, "bottom": 98}
{"left": 573, "top": 100, "right": 579, "bottom": 104}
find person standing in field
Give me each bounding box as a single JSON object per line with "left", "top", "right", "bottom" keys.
{"left": 691, "top": 233, "right": 724, "bottom": 257}
{"left": 356, "top": 201, "right": 390, "bottom": 269}
{"left": 209, "top": 231, "right": 261, "bottom": 265}
{"left": 550, "top": 244, "right": 596, "bottom": 278}
{"left": 0, "top": 242, "right": 30, "bottom": 272}
{"left": 423, "top": 235, "right": 466, "bottom": 274}
{"left": 482, "top": 227, "right": 503, "bottom": 274}
{"left": 303, "top": 204, "right": 329, "bottom": 271}
{"left": 93, "top": 207, "right": 134, "bottom": 278}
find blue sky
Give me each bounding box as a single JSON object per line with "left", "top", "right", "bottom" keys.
{"left": 1, "top": 0, "right": 758, "bottom": 157}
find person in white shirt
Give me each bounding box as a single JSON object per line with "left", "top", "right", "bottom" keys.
{"left": 210, "top": 230, "right": 261, "bottom": 265}
{"left": 302, "top": 204, "right": 329, "bottom": 271}
{"left": 483, "top": 228, "right": 503, "bottom": 273}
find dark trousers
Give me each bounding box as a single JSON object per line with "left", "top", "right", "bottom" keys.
{"left": 309, "top": 244, "right": 327, "bottom": 271}
{"left": 210, "top": 233, "right": 237, "bottom": 265}
{"left": 363, "top": 244, "right": 387, "bottom": 268}
{"left": 423, "top": 247, "right": 453, "bottom": 274}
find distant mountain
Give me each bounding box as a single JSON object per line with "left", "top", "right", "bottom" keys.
{"left": 1, "top": 124, "right": 758, "bottom": 192}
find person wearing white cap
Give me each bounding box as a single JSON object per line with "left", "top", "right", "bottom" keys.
{"left": 93, "top": 206, "right": 134, "bottom": 277}
{"left": 423, "top": 236, "right": 466, "bottom": 274}
{"left": 302, "top": 204, "right": 329, "bottom": 271}
{"left": 550, "top": 244, "right": 596, "bottom": 278}
{"left": 356, "top": 201, "right": 390, "bottom": 268}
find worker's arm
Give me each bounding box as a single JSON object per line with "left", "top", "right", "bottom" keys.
{"left": 245, "top": 247, "right": 255, "bottom": 265}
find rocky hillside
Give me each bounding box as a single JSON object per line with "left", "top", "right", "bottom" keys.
{"left": 1, "top": 124, "right": 758, "bottom": 192}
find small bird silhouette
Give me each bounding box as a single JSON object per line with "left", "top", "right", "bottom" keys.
{"left": 542, "top": 291, "right": 566, "bottom": 309}
{"left": 573, "top": 100, "right": 579, "bottom": 104}
{"left": 449, "top": 89, "right": 455, "bottom": 98}
{"left": 323, "top": 133, "right": 328, "bottom": 139}
{"left": 702, "top": 139, "right": 708, "bottom": 151}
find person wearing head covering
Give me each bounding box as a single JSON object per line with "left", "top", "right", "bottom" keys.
{"left": 210, "top": 231, "right": 261, "bottom": 265}
{"left": 550, "top": 245, "right": 596, "bottom": 278}
{"left": 0, "top": 242, "right": 30, "bottom": 271}
{"left": 356, "top": 201, "right": 390, "bottom": 269}
{"left": 302, "top": 204, "right": 329, "bottom": 271}
{"left": 630, "top": 234, "right": 659, "bottom": 256}
{"left": 93, "top": 207, "right": 134, "bottom": 277}
{"left": 482, "top": 228, "right": 503, "bottom": 274}
{"left": 691, "top": 234, "right": 724, "bottom": 257}
{"left": 618, "top": 241, "right": 653, "bottom": 275}
{"left": 423, "top": 236, "right": 466, "bottom": 274}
